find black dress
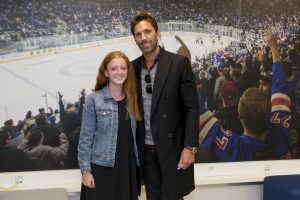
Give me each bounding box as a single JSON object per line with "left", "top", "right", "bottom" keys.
{"left": 80, "top": 98, "right": 138, "bottom": 200}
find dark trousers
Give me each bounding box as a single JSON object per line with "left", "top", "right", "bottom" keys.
{"left": 143, "top": 145, "right": 183, "bottom": 200}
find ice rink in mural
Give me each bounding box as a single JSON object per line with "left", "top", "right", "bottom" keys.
{"left": 0, "top": 32, "right": 238, "bottom": 125}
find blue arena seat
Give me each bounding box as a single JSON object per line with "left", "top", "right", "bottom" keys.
{"left": 264, "top": 175, "right": 300, "bottom": 200}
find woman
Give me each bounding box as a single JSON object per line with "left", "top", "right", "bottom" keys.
{"left": 78, "top": 51, "right": 141, "bottom": 200}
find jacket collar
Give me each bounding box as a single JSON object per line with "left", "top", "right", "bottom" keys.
{"left": 102, "top": 85, "right": 112, "bottom": 100}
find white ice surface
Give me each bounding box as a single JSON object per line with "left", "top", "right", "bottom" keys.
{"left": 0, "top": 32, "right": 237, "bottom": 125}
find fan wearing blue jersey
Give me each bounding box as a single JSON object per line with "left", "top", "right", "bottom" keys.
{"left": 199, "top": 28, "right": 292, "bottom": 162}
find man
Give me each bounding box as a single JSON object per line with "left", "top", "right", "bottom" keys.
{"left": 214, "top": 61, "right": 232, "bottom": 109}
{"left": 0, "top": 128, "right": 32, "bottom": 172}
{"left": 130, "top": 13, "right": 199, "bottom": 200}
{"left": 214, "top": 80, "right": 243, "bottom": 135}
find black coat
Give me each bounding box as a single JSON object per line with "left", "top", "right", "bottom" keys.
{"left": 132, "top": 47, "right": 199, "bottom": 199}
{"left": 0, "top": 147, "right": 32, "bottom": 172}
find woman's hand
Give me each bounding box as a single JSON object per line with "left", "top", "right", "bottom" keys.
{"left": 82, "top": 171, "right": 95, "bottom": 189}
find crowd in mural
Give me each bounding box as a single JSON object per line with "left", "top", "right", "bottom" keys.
{"left": 0, "top": 0, "right": 300, "bottom": 171}
{"left": 0, "top": 89, "right": 85, "bottom": 171}
{"left": 0, "top": 0, "right": 298, "bottom": 39}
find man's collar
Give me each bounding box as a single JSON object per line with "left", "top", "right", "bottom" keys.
{"left": 141, "top": 47, "right": 160, "bottom": 70}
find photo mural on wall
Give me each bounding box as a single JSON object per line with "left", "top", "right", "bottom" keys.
{"left": 0, "top": 0, "right": 299, "bottom": 172}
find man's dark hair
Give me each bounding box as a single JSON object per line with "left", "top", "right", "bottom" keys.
{"left": 38, "top": 108, "right": 45, "bottom": 113}
{"left": 4, "top": 119, "right": 13, "bottom": 126}
{"left": 28, "top": 127, "right": 43, "bottom": 147}
{"left": 35, "top": 114, "right": 47, "bottom": 128}
{"left": 26, "top": 110, "right": 32, "bottom": 119}
{"left": 130, "top": 12, "right": 158, "bottom": 35}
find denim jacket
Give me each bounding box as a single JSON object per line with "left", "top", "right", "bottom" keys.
{"left": 78, "top": 85, "right": 140, "bottom": 173}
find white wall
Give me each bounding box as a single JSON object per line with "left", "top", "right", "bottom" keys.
{"left": 1, "top": 160, "right": 300, "bottom": 200}
{"left": 138, "top": 183, "right": 263, "bottom": 200}
{"left": 187, "top": 184, "right": 263, "bottom": 200}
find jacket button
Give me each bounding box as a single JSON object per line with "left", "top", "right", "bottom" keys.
{"left": 162, "top": 114, "right": 167, "bottom": 119}
{"left": 168, "top": 134, "right": 172, "bottom": 138}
